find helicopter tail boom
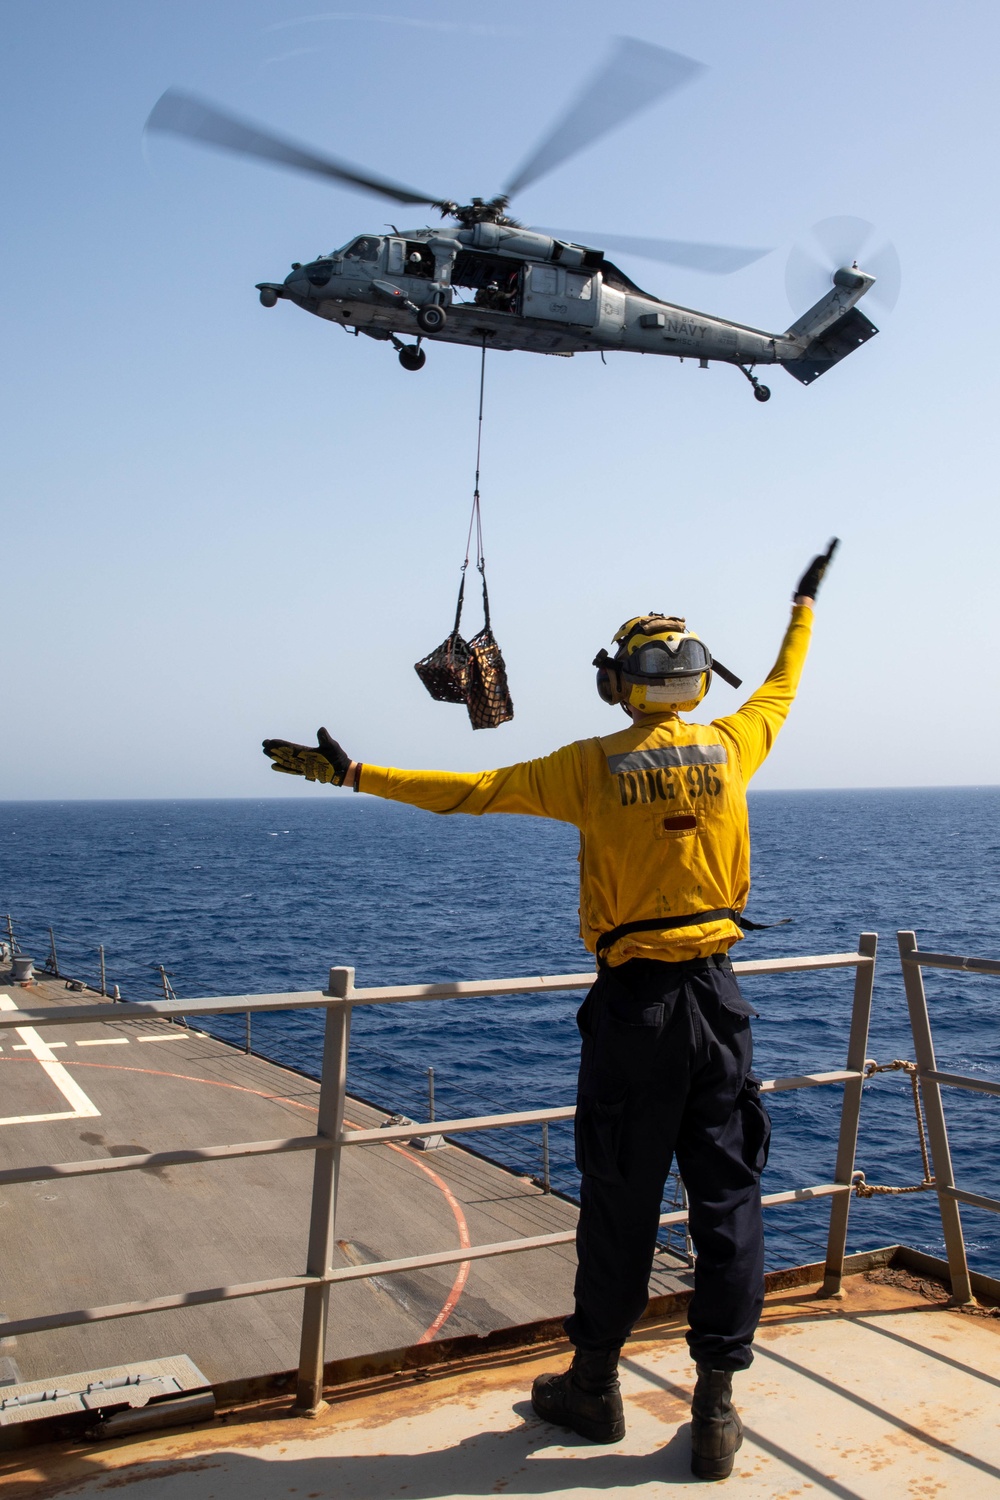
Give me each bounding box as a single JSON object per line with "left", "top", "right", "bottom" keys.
{"left": 780, "top": 266, "right": 878, "bottom": 385}
{"left": 785, "top": 264, "right": 874, "bottom": 339}
{"left": 781, "top": 305, "right": 878, "bottom": 385}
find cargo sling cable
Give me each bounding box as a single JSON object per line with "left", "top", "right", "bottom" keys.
{"left": 414, "top": 338, "right": 513, "bottom": 728}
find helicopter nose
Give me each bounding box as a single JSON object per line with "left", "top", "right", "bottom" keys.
{"left": 284, "top": 263, "right": 310, "bottom": 297}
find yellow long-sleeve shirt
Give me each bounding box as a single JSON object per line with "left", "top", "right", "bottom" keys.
{"left": 360, "top": 605, "right": 813, "bottom": 965}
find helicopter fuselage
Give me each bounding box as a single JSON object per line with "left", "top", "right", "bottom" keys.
{"left": 258, "top": 223, "right": 878, "bottom": 392}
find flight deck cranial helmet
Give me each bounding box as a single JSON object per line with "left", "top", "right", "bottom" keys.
{"left": 593, "top": 615, "right": 715, "bottom": 714}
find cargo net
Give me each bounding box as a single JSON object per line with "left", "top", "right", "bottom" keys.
{"left": 413, "top": 582, "right": 470, "bottom": 706}
{"left": 414, "top": 504, "right": 513, "bottom": 730}
{"left": 414, "top": 344, "right": 513, "bottom": 730}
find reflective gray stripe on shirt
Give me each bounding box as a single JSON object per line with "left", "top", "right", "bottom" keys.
{"left": 607, "top": 743, "right": 728, "bottom": 775}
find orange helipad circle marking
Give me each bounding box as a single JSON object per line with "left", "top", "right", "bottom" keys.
{"left": 0, "top": 1056, "right": 472, "bottom": 1341}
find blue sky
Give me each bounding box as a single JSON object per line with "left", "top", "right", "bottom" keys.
{"left": 3, "top": 1, "right": 998, "bottom": 796}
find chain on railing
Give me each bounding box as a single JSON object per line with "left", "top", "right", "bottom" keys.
{"left": 851, "top": 1057, "right": 936, "bottom": 1198}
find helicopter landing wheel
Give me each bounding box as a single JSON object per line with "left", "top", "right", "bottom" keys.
{"left": 738, "top": 364, "right": 771, "bottom": 403}
{"left": 416, "top": 304, "right": 447, "bottom": 334}
{"left": 399, "top": 344, "right": 426, "bottom": 371}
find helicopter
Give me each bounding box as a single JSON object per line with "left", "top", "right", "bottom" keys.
{"left": 147, "top": 38, "right": 881, "bottom": 402}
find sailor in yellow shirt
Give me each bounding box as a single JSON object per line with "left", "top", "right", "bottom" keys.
{"left": 263, "top": 541, "right": 836, "bottom": 1482}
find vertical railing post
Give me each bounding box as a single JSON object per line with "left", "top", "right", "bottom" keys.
{"left": 245, "top": 1011, "right": 252, "bottom": 1055}
{"left": 822, "top": 931, "right": 878, "bottom": 1295}
{"left": 98, "top": 945, "right": 107, "bottom": 998}
{"left": 294, "top": 964, "right": 355, "bottom": 1414}
{"left": 48, "top": 928, "right": 60, "bottom": 977}
{"left": 427, "top": 1066, "right": 435, "bottom": 1122}
{"left": 681, "top": 1178, "right": 694, "bottom": 1264}
{"left": 897, "top": 931, "right": 974, "bottom": 1305}
{"left": 541, "top": 1121, "right": 550, "bottom": 1193}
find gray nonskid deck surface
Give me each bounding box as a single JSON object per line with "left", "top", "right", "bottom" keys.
{"left": 7, "top": 1277, "right": 1000, "bottom": 1499}
{"left": 0, "top": 971, "right": 690, "bottom": 1387}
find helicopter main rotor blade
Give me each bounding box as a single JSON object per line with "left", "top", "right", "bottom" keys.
{"left": 503, "top": 38, "right": 704, "bottom": 199}
{"left": 541, "top": 229, "right": 770, "bottom": 274}
{"left": 146, "top": 89, "right": 441, "bottom": 208}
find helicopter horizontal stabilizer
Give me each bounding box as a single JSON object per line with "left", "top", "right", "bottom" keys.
{"left": 782, "top": 305, "right": 879, "bottom": 385}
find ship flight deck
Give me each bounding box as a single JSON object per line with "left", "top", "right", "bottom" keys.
{"left": 2, "top": 934, "right": 999, "bottom": 1496}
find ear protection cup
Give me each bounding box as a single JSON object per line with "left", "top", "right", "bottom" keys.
{"left": 593, "top": 650, "right": 622, "bottom": 705}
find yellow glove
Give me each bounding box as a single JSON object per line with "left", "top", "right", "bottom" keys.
{"left": 262, "top": 727, "right": 352, "bottom": 785}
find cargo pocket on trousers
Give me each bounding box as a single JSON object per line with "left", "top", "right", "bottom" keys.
{"left": 574, "top": 1094, "right": 627, "bottom": 1184}
{"left": 739, "top": 1074, "right": 771, "bottom": 1176}
{"left": 719, "top": 972, "right": 758, "bottom": 1019}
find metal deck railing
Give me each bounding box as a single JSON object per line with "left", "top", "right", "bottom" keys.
{"left": 0, "top": 937, "right": 879, "bottom": 1412}
{"left": 897, "top": 930, "right": 1000, "bottom": 1307}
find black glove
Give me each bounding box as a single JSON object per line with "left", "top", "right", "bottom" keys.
{"left": 795, "top": 538, "right": 839, "bottom": 601}
{"left": 262, "top": 727, "right": 352, "bottom": 785}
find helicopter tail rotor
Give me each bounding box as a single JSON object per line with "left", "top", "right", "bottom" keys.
{"left": 786, "top": 216, "right": 901, "bottom": 314}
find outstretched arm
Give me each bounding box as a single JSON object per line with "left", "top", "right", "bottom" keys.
{"left": 262, "top": 731, "right": 587, "bottom": 824}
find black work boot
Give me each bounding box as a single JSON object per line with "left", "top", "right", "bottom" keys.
{"left": 690, "top": 1366, "right": 743, "bottom": 1481}
{"left": 531, "top": 1348, "right": 625, "bottom": 1443}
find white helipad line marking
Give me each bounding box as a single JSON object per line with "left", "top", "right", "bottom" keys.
{"left": 13, "top": 1041, "right": 67, "bottom": 1050}
{"left": 0, "top": 993, "right": 101, "bottom": 1125}
{"left": 75, "top": 1037, "right": 129, "bottom": 1047}
{"left": 137, "top": 1034, "right": 186, "bottom": 1042}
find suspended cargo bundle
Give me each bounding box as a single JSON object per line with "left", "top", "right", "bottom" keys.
{"left": 466, "top": 627, "right": 514, "bottom": 730}
{"left": 465, "top": 562, "right": 513, "bottom": 730}
{"left": 413, "top": 578, "right": 471, "bottom": 704}
{"left": 414, "top": 501, "right": 513, "bottom": 730}
{"left": 414, "top": 344, "right": 513, "bottom": 729}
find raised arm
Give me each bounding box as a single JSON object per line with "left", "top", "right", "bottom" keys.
{"left": 713, "top": 539, "right": 838, "bottom": 780}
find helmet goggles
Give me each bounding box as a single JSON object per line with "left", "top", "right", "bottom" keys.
{"left": 618, "top": 634, "right": 713, "bottom": 683}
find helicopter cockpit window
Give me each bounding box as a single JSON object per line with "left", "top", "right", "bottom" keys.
{"left": 343, "top": 236, "right": 381, "bottom": 263}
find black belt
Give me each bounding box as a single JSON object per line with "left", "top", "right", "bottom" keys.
{"left": 595, "top": 909, "right": 789, "bottom": 966}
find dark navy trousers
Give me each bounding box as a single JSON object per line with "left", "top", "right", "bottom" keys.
{"left": 564, "top": 955, "right": 770, "bottom": 1371}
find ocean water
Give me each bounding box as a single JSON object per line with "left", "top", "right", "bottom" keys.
{"left": 2, "top": 788, "right": 999, "bottom": 1276}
